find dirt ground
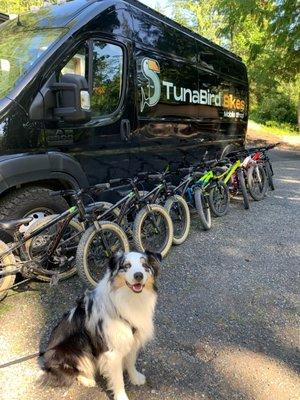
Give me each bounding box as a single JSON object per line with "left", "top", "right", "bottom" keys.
{"left": 246, "top": 121, "right": 300, "bottom": 150}
{"left": 0, "top": 149, "right": 299, "bottom": 400}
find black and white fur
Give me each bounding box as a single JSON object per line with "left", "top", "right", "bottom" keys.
{"left": 39, "top": 251, "right": 160, "bottom": 400}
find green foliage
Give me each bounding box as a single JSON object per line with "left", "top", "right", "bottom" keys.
{"left": 168, "top": 0, "right": 299, "bottom": 129}
{"left": 251, "top": 92, "right": 297, "bottom": 126}
{"left": 0, "top": 1, "right": 59, "bottom": 14}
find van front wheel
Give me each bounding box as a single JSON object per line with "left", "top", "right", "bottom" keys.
{"left": 0, "top": 186, "right": 69, "bottom": 241}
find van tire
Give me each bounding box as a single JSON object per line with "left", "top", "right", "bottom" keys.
{"left": 0, "top": 186, "right": 69, "bottom": 241}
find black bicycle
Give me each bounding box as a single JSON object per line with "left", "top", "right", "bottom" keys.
{"left": 0, "top": 183, "right": 129, "bottom": 300}
{"left": 76, "top": 175, "right": 173, "bottom": 287}
{"left": 132, "top": 170, "right": 191, "bottom": 245}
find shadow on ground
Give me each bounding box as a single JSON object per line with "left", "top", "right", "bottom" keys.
{"left": 0, "top": 149, "right": 299, "bottom": 400}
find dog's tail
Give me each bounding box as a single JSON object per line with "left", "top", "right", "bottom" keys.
{"left": 37, "top": 350, "right": 76, "bottom": 387}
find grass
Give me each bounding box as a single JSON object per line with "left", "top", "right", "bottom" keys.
{"left": 262, "top": 124, "right": 299, "bottom": 137}
{"left": 248, "top": 120, "right": 299, "bottom": 137}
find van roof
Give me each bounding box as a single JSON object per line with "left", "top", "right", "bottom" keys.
{"left": 125, "top": 0, "right": 242, "bottom": 61}
{"left": 19, "top": 0, "right": 242, "bottom": 62}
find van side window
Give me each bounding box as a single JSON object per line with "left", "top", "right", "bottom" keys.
{"left": 91, "top": 41, "right": 123, "bottom": 117}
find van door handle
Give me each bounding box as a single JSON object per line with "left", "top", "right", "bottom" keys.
{"left": 121, "top": 119, "right": 131, "bottom": 141}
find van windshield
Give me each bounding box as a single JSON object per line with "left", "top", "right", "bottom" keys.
{"left": 0, "top": 20, "right": 67, "bottom": 99}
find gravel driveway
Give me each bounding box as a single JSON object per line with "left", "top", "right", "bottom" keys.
{"left": 0, "top": 149, "right": 299, "bottom": 400}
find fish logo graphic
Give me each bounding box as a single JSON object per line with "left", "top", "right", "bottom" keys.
{"left": 140, "top": 58, "right": 161, "bottom": 112}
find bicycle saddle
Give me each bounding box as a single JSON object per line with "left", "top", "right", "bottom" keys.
{"left": 116, "top": 188, "right": 131, "bottom": 197}
{"left": 0, "top": 217, "right": 33, "bottom": 231}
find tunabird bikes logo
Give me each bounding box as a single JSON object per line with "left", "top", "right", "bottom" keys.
{"left": 139, "top": 58, "right": 247, "bottom": 117}
{"left": 140, "top": 58, "right": 161, "bottom": 112}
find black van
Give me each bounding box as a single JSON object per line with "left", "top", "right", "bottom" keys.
{"left": 0, "top": 0, "right": 248, "bottom": 222}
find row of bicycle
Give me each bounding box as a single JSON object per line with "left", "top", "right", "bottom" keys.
{"left": 0, "top": 143, "right": 276, "bottom": 299}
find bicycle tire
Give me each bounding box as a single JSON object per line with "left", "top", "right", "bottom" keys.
{"left": 0, "top": 241, "right": 16, "bottom": 301}
{"left": 265, "top": 160, "right": 275, "bottom": 190}
{"left": 24, "top": 215, "right": 83, "bottom": 282}
{"left": 194, "top": 188, "right": 212, "bottom": 230}
{"left": 164, "top": 195, "right": 190, "bottom": 245}
{"left": 132, "top": 204, "right": 173, "bottom": 258}
{"left": 76, "top": 221, "right": 130, "bottom": 287}
{"left": 237, "top": 169, "right": 250, "bottom": 209}
{"left": 208, "top": 181, "right": 230, "bottom": 217}
{"left": 247, "top": 164, "right": 268, "bottom": 201}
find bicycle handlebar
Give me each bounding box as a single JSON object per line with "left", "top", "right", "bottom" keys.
{"left": 50, "top": 183, "right": 110, "bottom": 198}
{"left": 109, "top": 178, "right": 123, "bottom": 185}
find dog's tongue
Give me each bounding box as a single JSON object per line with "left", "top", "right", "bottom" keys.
{"left": 132, "top": 283, "right": 143, "bottom": 293}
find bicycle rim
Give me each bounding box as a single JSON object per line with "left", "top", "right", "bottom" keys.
{"left": 169, "top": 200, "right": 187, "bottom": 240}
{"left": 84, "top": 227, "right": 128, "bottom": 283}
{"left": 140, "top": 210, "right": 170, "bottom": 253}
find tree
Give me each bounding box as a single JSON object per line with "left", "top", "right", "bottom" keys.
{"left": 0, "top": 0, "right": 57, "bottom": 14}
{"left": 168, "top": 0, "right": 299, "bottom": 128}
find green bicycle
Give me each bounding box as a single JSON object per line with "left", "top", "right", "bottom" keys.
{"left": 192, "top": 155, "right": 249, "bottom": 230}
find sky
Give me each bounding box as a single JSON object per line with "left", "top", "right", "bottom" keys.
{"left": 139, "top": 0, "right": 172, "bottom": 17}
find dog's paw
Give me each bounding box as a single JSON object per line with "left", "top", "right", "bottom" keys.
{"left": 114, "top": 392, "right": 129, "bottom": 400}
{"left": 77, "top": 375, "right": 96, "bottom": 387}
{"left": 130, "top": 371, "right": 146, "bottom": 386}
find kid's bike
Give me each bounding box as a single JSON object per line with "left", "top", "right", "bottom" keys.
{"left": 0, "top": 184, "right": 129, "bottom": 299}
{"left": 76, "top": 175, "right": 173, "bottom": 287}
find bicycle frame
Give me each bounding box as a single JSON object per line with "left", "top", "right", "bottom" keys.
{"left": 0, "top": 206, "right": 78, "bottom": 260}
{"left": 0, "top": 206, "right": 79, "bottom": 277}
{"left": 216, "top": 159, "right": 241, "bottom": 184}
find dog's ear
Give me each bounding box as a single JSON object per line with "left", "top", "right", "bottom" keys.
{"left": 108, "top": 250, "right": 124, "bottom": 275}
{"left": 145, "top": 251, "right": 161, "bottom": 277}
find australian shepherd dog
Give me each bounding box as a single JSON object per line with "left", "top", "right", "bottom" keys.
{"left": 38, "top": 251, "right": 161, "bottom": 400}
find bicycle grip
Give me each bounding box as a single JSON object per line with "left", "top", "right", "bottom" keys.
{"left": 109, "top": 178, "right": 123, "bottom": 185}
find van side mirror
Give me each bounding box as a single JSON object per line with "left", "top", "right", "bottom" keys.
{"left": 30, "top": 74, "right": 91, "bottom": 124}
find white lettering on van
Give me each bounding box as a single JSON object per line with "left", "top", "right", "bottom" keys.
{"left": 162, "top": 81, "right": 173, "bottom": 99}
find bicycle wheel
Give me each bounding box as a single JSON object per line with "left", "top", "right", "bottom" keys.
{"left": 237, "top": 169, "right": 250, "bottom": 209}
{"left": 247, "top": 164, "right": 268, "bottom": 201}
{"left": 25, "top": 215, "right": 83, "bottom": 282}
{"left": 133, "top": 204, "right": 173, "bottom": 258}
{"left": 76, "top": 221, "right": 130, "bottom": 287}
{"left": 208, "top": 181, "right": 230, "bottom": 217}
{"left": 164, "top": 195, "right": 190, "bottom": 245}
{"left": 0, "top": 241, "right": 16, "bottom": 301}
{"left": 194, "top": 188, "right": 212, "bottom": 230}
{"left": 265, "top": 160, "right": 275, "bottom": 190}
